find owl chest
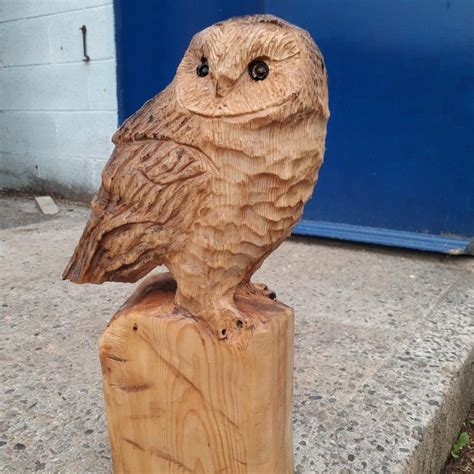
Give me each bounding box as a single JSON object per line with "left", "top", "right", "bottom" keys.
{"left": 197, "top": 153, "right": 305, "bottom": 238}
{"left": 195, "top": 115, "right": 323, "bottom": 232}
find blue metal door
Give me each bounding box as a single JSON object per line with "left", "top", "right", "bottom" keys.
{"left": 114, "top": 0, "right": 474, "bottom": 254}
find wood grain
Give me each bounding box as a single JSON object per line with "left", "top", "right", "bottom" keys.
{"left": 100, "top": 273, "right": 294, "bottom": 473}
{"left": 63, "top": 14, "right": 329, "bottom": 339}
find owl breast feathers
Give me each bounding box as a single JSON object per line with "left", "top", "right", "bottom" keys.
{"left": 64, "top": 14, "right": 329, "bottom": 339}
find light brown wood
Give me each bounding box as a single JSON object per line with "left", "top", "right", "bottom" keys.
{"left": 63, "top": 14, "right": 329, "bottom": 340}
{"left": 100, "top": 272, "right": 294, "bottom": 474}
{"left": 64, "top": 15, "right": 328, "bottom": 472}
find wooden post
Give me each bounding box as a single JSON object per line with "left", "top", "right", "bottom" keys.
{"left": 100, "top": 273, "right": 294, "bottom": 473}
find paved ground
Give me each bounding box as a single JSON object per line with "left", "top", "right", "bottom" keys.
{"left": 0, "top": 194, "right": 473, "bottom": 473}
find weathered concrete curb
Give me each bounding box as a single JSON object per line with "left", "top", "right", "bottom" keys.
{"left": 408, "top": 346, "right": 473, "bottom": 473}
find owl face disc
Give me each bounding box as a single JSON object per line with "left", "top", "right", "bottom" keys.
{"left": 175, "top": 17, "right": 311, "bottom": 119}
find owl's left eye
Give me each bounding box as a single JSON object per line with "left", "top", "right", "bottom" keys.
{"left": 248, "top": 60, "right": 269, "bottom": 81}
{"left": 196, "top": 58, "right": 209, "bottom": 77}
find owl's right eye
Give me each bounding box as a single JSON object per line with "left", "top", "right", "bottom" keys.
{"left": 196, "top": 58, "right": 209, "bottom": 77}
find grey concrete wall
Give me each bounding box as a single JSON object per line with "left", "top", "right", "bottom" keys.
{"left": 0, "top": 0, "right": 118, "bottom": 200}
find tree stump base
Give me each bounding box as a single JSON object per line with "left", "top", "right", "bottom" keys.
{"left": 99, "top": 273, "right": 294, "bottom": 473}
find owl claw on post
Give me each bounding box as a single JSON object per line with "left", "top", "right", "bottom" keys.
{"left": 253, "top": 283, "right": 278, "bottom": 300}
{"left": 238, "top": 281, "right": 277, "bottom": 300}
{"left": 205, "top": 304, "right": 251, "bottom": 342}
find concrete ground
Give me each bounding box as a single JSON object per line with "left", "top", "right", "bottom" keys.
{"left": 0, "top": 194, "right": 473, "bottom": 473}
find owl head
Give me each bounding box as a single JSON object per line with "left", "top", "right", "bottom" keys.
{"left": 175, "top": 15, "right": 329, "bottom": 121}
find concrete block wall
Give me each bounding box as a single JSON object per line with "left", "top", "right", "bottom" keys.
{"left": 0, "top": 0, "right": 118, "bottom": 200}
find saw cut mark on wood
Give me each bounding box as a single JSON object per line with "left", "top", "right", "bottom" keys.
{"left": 100, "top": 273, "right": 294, "bottom": 474}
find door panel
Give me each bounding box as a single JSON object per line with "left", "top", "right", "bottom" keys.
{"left": 267, "top": 0, "right": 473, "bottom": 253}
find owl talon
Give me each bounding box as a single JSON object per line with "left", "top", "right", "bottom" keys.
{"left": 214, "top": 306, "right": 251, "bottom": 341}
{"left": 252, "top": 283, "right": 277, "bottom": 300}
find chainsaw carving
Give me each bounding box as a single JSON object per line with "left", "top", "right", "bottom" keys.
{"left": 63, "top": 15, "right": 329, "bottom": 340}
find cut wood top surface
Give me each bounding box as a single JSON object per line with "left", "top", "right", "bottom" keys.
{"left": 109, "top": 272, "right": 293, "bottom": 348}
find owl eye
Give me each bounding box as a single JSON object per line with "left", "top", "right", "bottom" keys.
{"left": 248, "top": 59, "right": 269, "bottom": 81}
{"left": 196, "top": 58, "right": 209, "bottom": 77}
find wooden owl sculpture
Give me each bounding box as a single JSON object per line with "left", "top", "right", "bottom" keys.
{"left": 64, "top": 15, "right": 329, "bottom": 341}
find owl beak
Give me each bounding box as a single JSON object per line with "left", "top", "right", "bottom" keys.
{"left": 215, "top": 74, "right": 235, "bottom": 98}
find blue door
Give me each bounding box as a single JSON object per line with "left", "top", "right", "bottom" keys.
{"left": 114, "top": 0, "right": 474, "bottom": 254}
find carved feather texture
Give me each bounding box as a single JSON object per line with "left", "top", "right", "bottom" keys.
{"left": 64, "top": 140, "right": 212, "bottom": 283}
{"left": 64, "top": 15, "right": 329, "bottom": 340}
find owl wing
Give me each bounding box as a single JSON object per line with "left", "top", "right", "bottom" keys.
{"left": 63, "top": 89, "right": 212, "bottom": 283}
{"left": 63, "top": 140, "right": 212, "bottom": 283}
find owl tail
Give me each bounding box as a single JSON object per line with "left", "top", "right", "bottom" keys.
{"left": 63, "top": 253, "right": 96, "bottom": 283}
{"left": 62, "top": 220, "right": 108, "bottom": 284}
{"left": 63, "top": 216, "right": 166, "bottom": 284}
{"left": 63, "top": 184, "right": 113, "bottom": 283}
